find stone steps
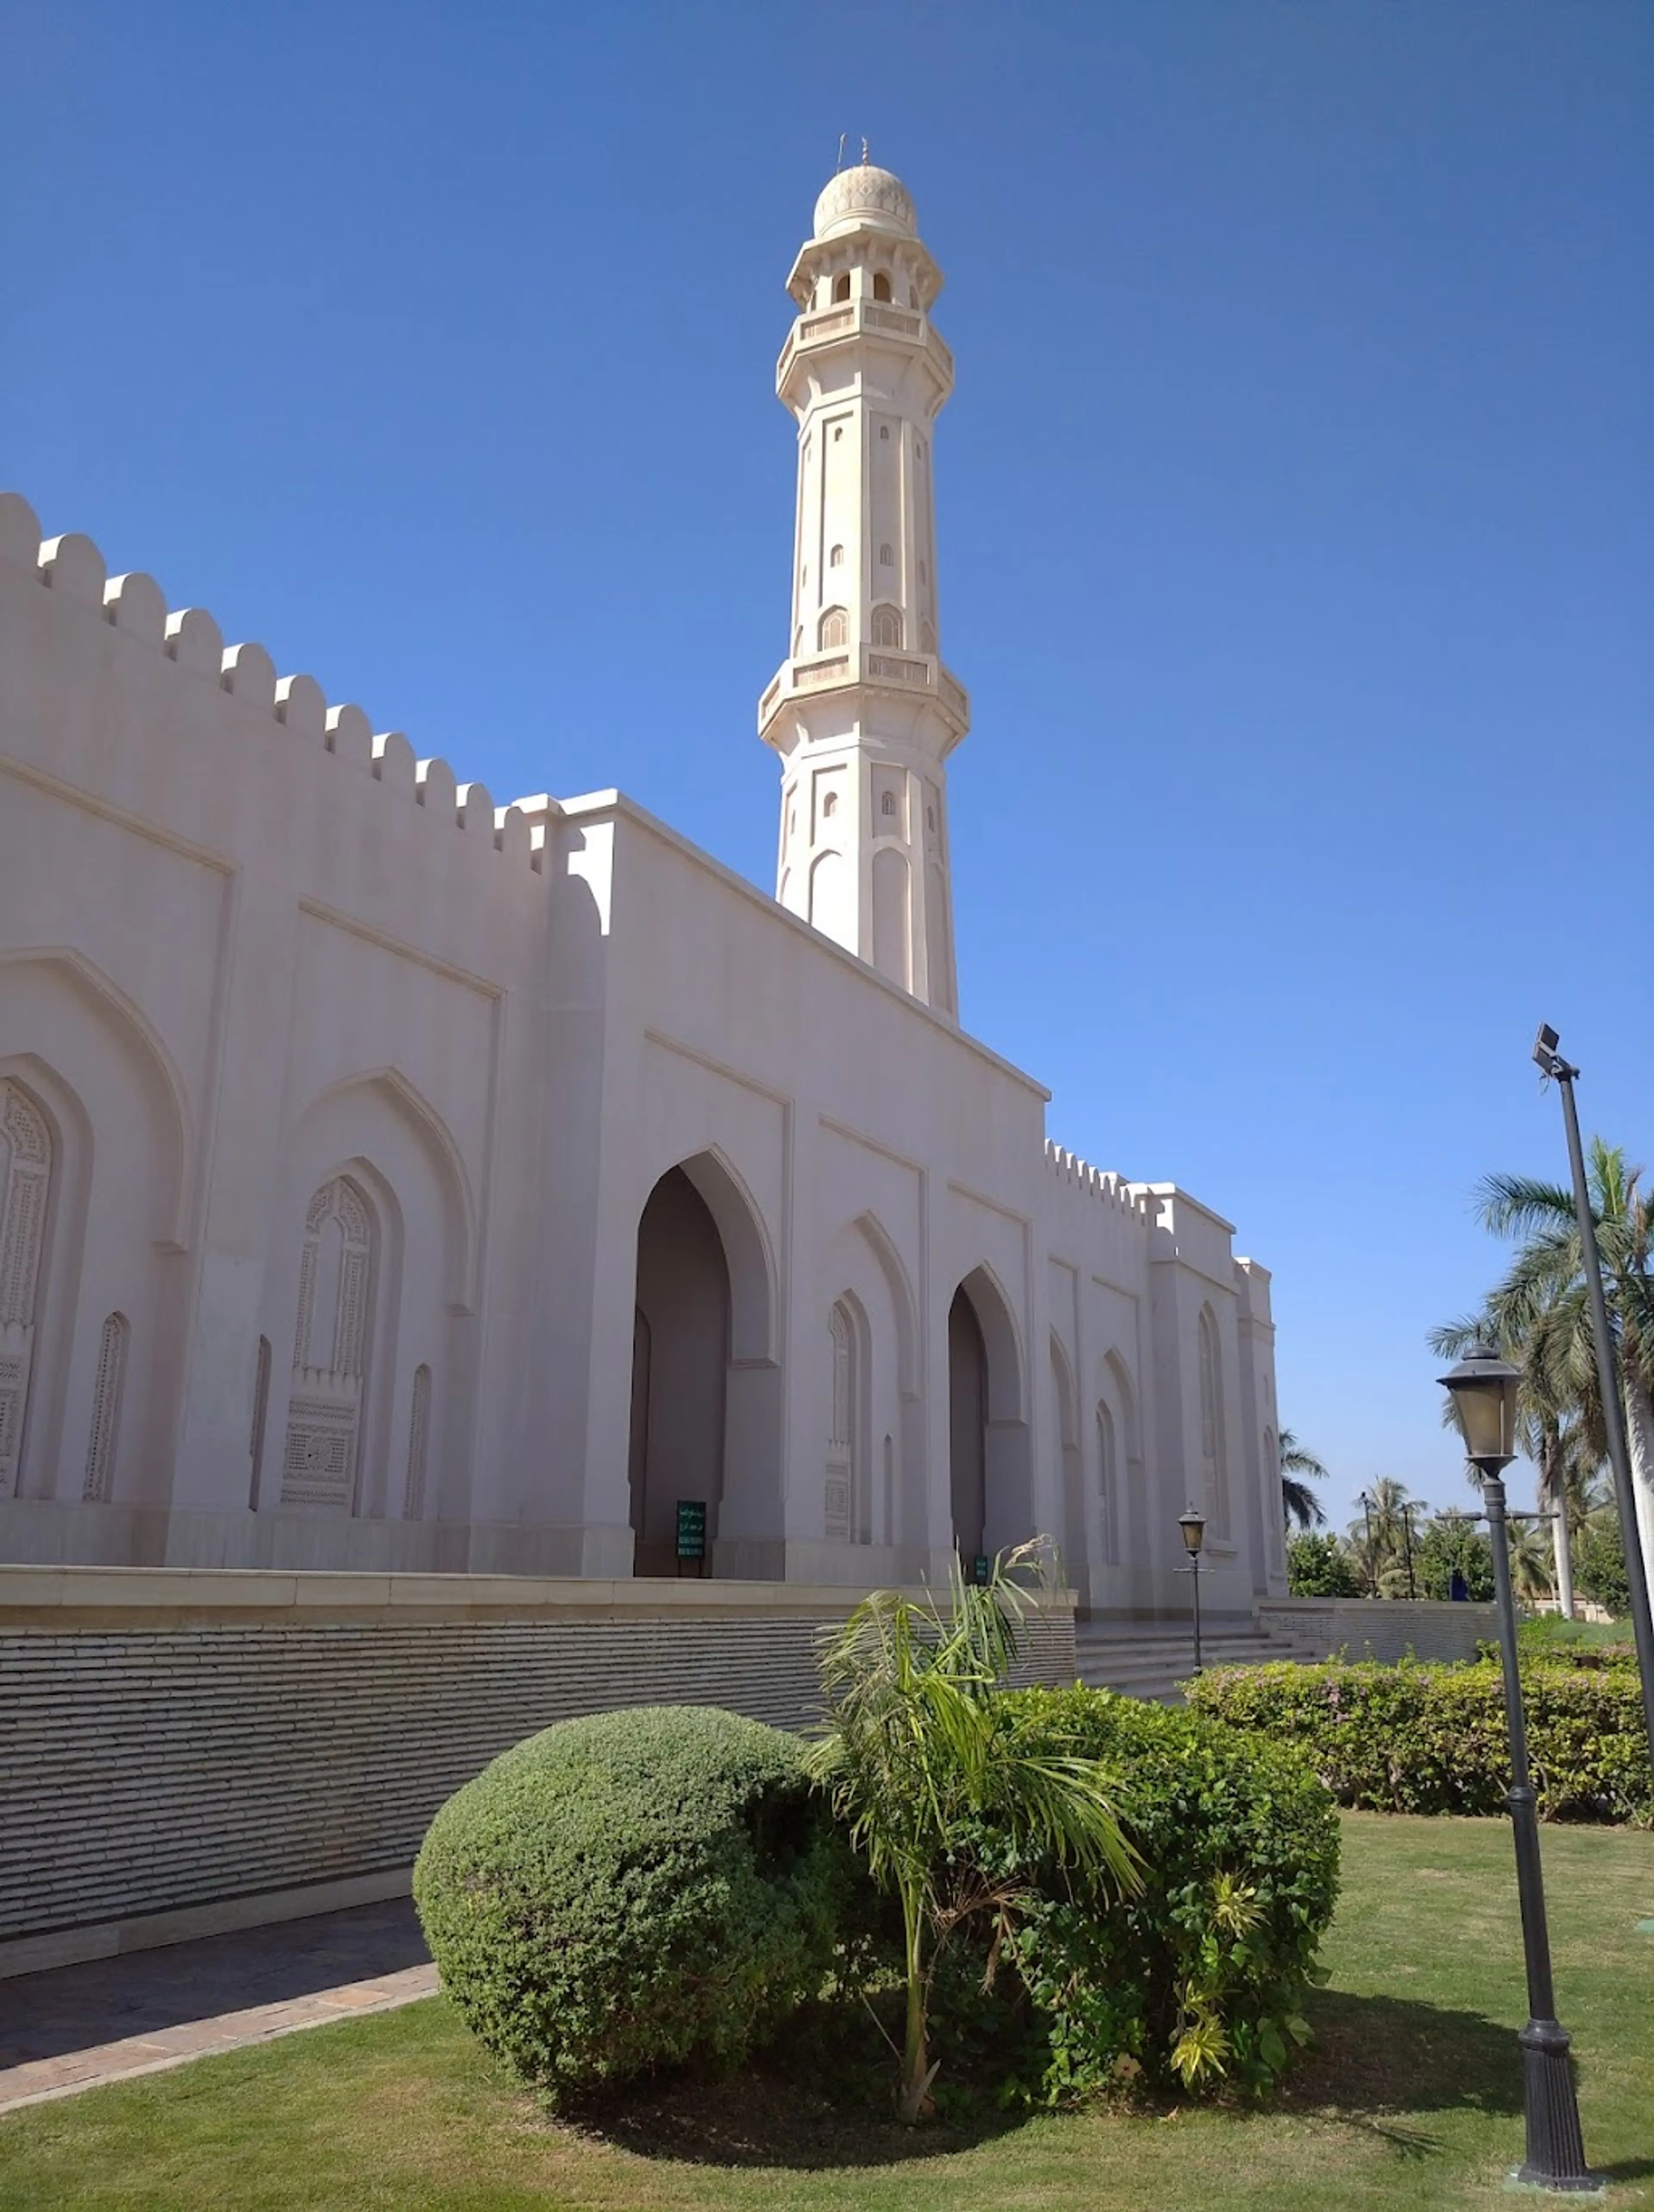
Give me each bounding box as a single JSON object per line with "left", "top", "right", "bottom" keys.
{"left": 1073, "top": 1620, "right": 1321, "bottom": 1705}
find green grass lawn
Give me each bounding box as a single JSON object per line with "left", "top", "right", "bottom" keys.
{"left": 3, "top": 1812, "right": 1651, "bottom": 2212}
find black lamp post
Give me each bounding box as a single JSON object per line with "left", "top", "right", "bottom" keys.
{"left": 1178, "top": 1506, "right": 1206, "bottom": 1673}
{"left": 1533, "top": 1025, "right": 1654, "bottom": 1772}
{"left": 1439, "top": 1342, "right": 1600, "bottom": 2194}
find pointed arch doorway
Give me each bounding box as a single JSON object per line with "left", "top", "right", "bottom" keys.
{"left": 947, "top": 1268, "right": 1029, "bottom": 1567}
{"left": 627, "top": 1153, "right": 780, "bottom": 1579}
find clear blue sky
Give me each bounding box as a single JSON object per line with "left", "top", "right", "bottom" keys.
{"left": 6, "top": 3, "right": 1651, "bottom": 1536}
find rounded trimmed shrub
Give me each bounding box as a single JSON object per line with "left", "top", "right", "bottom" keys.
{"left": 413, "top": 1704, "right": 840, "bottom": 2097}
{"left": 967, "top": 1686, "right": 1340, "bottom": 2100}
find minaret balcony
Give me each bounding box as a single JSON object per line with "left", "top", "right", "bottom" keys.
{"left": 776, "top": 297, "right": 954, "bottom": 396}
{"left": 758, "top": 642, "right": 969, "bottom": 746}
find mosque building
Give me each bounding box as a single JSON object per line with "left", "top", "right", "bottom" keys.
{"left": 0, "top": 163, "right": 1285, "bottom": 1617}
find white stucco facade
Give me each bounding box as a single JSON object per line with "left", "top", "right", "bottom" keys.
{"left": 0, "top": 165, "right": 1285, "bottom": 1616}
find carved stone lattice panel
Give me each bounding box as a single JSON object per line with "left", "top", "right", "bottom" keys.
{"left": 0, "top": 1082, "right": 52, "bottom": 1499}
{"left": 293, "top": 1177, "right": 373, "bottom": 1380}
{"left": 0, "top": 1355, "right": 24, "bottom": 1502}
{"left": 1, "top": 1084, "right": 51, "bottom": 1329}
{"left": 824, "top": 1471, "right": 851, "bottom": 1544}
{"left": 280, "top": 1395, "right": 360, "bottom": 1512}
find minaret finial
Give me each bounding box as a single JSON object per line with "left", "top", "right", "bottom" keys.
{"left": 836, "top": 131, "right": 846, "bottom": 171}
{"left": 861, "top": 135, "right": 870, "bottom": 165}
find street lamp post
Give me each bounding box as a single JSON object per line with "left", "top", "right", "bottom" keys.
{"left": 1440, "top": 1343, "right": 1600, "bottom": 2194}
{"left": 1532, "top": 1025, "right": 1654, "bottom": 1772}
{"left": 1178, "top": 1507, "right": 1206, "bottom": 1673}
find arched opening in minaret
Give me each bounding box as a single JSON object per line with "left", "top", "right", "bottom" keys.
{"left": 948, "top": 1268, "right": 1030, "bottom": 1568}
{"left": 628, "top": 1156, "right": 779, "bottom": 1579}
{"left": 832, "top": 272, "right": 851, "bottom": 304}
{"left": 873, "top": 271, "right": 892, "bottom": 302}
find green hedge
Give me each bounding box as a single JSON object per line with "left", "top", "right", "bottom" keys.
{"left": 413, "top": 1706, "right": 840, "bottom": 2099}
{"left": 964, "top": 1687, "right": 1341, "bottom": 2100}
{"left": 1186, "top": 1661, "right": 1652, "bottom": 1827}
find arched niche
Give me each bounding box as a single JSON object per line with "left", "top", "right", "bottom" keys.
{"left": 262, "top": 1072, "right": 472, "bottom": 1525}
{"left": 1097, "top": 1348, "right": 1141, "bottom": 1573}
{"left": 1049, "top": 1330, "right": 1082, "bottom": 1589}
{"left": 628, "top": 1150, "right": 780, "bottom": 1579}
{"left": 821, "top": 1211, "right": 922, "bottom": 1556}
{"left": 0, "top": 943, "right": 192, "bottom": 1510}
{"left": 1197, "top": 1302, "right": 1229, "bottom": 1538}
{"left": 948, "top": 1264, "right": 1029, "bottom": 1564}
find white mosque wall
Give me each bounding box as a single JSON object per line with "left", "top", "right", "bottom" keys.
{"left": 0, "top": 491, "right": 1283, "bottom": 1610}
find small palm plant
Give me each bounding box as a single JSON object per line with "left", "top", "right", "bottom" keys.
{"left": 805, "top": 1542, "right": 1140, "bottom": 2123}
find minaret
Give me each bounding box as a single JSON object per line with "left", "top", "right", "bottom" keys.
{"left": 759, "top": 162, "right": 968, "bottom": 1019}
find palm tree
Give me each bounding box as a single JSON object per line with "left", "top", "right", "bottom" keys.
{"left": 1508, "top": 1517, "right": 1556, "bottom": 1604}
{"left": 1279, "top": 1428, "right": 1328, "bottom": 1531}
{"left": 1472, "top": 1141, "right": 1654, "bottom": 1604}
{"left": 805, "top": 1545, "right": 1139, "bottom": 2123}
{"left": 1430, "top": 1309, "right": 1598, "bottom": 1619}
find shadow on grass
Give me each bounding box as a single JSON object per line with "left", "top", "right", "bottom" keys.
{"left": 562, "top": 1987, "right": 1531, "bottom": 2171}
{"left": 564, "top": 2078, "right": 1026, "bottom": 2171}
{"left": 558, "top": 1989, "right": 1028, "bottom": 2171}
{"left": 1284, "top": 1988, "right": 1524, "bottom": 2130}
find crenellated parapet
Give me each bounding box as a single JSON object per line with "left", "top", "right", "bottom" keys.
{"left": 1041, "top": 1137, "right": 1156, "bottom": 1225}
{"left": 0, "top": 492, "right": 548, "bottom": 875}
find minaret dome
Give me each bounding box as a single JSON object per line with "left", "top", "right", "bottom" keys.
{"left": 812, "top": 164, "right": 917, "bottom": 240}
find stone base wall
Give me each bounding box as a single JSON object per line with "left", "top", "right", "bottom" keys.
{"left": 0, "top": 1567, "right": 1076, "bottom": 1975}
{"left": 1260, "top": 1596, "right": 1498, "bottom": 1665}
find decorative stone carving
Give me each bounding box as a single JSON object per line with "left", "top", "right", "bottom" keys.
{"left": 812, "top": 165, "right": 917, "bottom": 242}
{"left": 0, "top": 1081, "right": 51, "bottom": 1500}
{"left": 405, "top": 1363, "right": 431, "bottom": 1520}
{"left": 82, "top": 1312, "right": 128, "bottom": 1502}
{"left": 825, "top": 1301, "right": 854, "bottom": 1542}
{"left": 280, "top": 1176, "right": 374, "bottom": 1512}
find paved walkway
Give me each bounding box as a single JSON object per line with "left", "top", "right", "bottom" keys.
{"left": 0, "top": 1899, "right": 436, "bottom": 2113}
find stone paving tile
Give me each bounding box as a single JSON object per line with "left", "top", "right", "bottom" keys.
{"left": 0, "top": 1900, "right": 436, "bottom": 2114}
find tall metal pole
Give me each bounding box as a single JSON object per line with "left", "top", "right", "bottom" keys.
{"left": 1536, "top": 1033, "right": 1654, "bottom": 1770}
{"left": 1483, "top": 1468, "right": 1599, "bottom": 2192}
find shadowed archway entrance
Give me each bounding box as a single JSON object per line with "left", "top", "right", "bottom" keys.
{"left": 628, "top": 1153, "right": 780, "bottom": 1579}
{"left": 947, "top": 1267, "right": 1029, "bottom": 1565}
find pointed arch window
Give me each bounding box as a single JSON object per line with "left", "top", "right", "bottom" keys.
{"left": 1096, "top": 1399, "right": 1119, "bottom": 1567}
{"left": 281, "top": 1175, "right": 375, "bottom": 1513}
{"left": 0, "top": 1080, "right": 52, "bottom": 1502}
{"left": 832, "top": 272, "right": 851, "bottom": 304}
{"left": 825, "top": 1299, "right": 858, "bottom": 1543}
{"left": 249, "top": 1334, "right": 271, "bottom": 1507}
{"left": 871, "top": 604, "right": 903, "bottom": 649}
{"left": 818, "top": 606, "right": 848, "bottom": 651}
{"left": 405, "top": 1364, "right": 432, "bottom": 1520}
{"left": 872, "top": 271, "right": 892, "bottom": 302}
{"left": 1198, "top": 1306, "right": 1229, "bottom": 1536}
{"left": 82, "top": 1313, "right": 129, "bottom": 1502}
{"left": 829, "top": 544, "right": 845, "bottom": 568}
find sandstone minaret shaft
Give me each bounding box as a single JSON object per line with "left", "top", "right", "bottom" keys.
{"left": 759, "top": 163, "right": 968, "bottom": 1019}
